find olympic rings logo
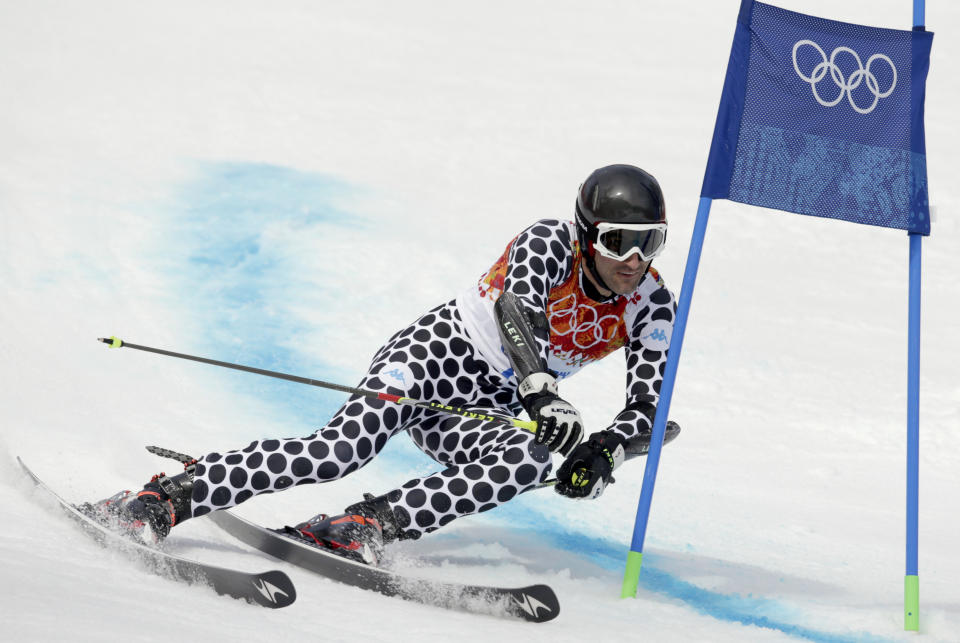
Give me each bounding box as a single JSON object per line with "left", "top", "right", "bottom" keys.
{"left": 548, "top": 295, "right": 620, "bottom": 350}
{"left": 792, "top": 40, "right": 897, "bottom": 114}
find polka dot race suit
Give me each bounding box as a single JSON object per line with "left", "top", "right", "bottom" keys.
{"left": 189, "top": 220, "right": 676, "bottom": 540}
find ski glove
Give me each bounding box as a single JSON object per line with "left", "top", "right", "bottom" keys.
{"left": 554, "top": 430, "right": 625, "bottom": 500}
{"left": 518, "top": 372, "right": 584, "bottom": 457}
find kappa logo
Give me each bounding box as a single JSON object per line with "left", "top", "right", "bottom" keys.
{"left": 512, "top": 592, "right": 552, "bottom": 618}
{"left": 253, "top": 578, "right": 290, "bottom": 604}
{"left": 639, "top": 319, "right": 672, "bottom": 351}
{"left": 380, "top": 361, "right": 413, "bottom": 391}
{"left": 642, "top": 328, "right": 668, "bottom": 343}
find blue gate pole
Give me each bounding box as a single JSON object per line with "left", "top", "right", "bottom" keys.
{"left": 905, "top": 0, "right": 924, "bottom": 629}
{"left": 905, "top": 232, "right": 922, "bottom": 630}
{"left": 621, "top": 196, "right": 713, "bottom": 597}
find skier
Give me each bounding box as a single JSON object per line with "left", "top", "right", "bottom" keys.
{"left": 89, "top": 164, "right": 677, "bottom": 566}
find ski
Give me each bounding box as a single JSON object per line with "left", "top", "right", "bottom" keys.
{"left": 208, "top": 509, "right": 559, "bottom": 622}
{"left": 16, "top": 457, "right": 296, "bottom": 609}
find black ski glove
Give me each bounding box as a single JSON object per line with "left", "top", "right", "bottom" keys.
{"left": 518, "top": 372, "right": 584, "bottom": 457}
{"left": 555, "top": 431, "right": 625, "bottom": 500}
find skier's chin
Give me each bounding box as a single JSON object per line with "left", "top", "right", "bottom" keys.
{"left": 611, "top": 278, "right": 641, "bottom": 295}
{"left": 606, "top": 270, "right": 644, "bottom": 295}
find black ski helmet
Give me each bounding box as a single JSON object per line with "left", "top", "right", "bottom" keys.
{"left": 574, "top": 164, "right": 667, "bottom": 297}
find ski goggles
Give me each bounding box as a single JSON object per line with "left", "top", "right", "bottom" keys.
{"left": 593, "top": 222, "right": 667, "bottom": 262}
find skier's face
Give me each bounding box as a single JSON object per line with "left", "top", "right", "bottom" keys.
{"left": 593, "top": 251, "right": 649, "bottom": 295}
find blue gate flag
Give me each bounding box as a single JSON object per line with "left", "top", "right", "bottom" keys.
{"left": 702, "top": 0, "right": 934, "bottom": 234}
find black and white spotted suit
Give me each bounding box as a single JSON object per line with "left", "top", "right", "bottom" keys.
{"left": 189, "top": 219, "right": 676, "bottom": 540}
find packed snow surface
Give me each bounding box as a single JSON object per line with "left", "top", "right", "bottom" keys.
{"left": 2, "top": 1, "right": 958, "bottom": 641}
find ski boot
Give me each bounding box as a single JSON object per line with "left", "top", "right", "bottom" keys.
{"left": 280, "top": 493, "right": 400, "bottom": 566}
{"left": 79, "top": 464, "right": 195, "bottom": 544}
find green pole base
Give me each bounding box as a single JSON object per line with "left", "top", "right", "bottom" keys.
{"left": 621, "top": 551, "right": 643, "bottom": 598}
{"left": 905, "top": 574, "right": 919, "bottom": 631}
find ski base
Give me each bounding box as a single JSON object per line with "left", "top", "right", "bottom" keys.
{"left": 209, "top": 509, "right": 559, "bottom": 622}
{"left": 17, "top": 457, "right": 296, "bottom": 609}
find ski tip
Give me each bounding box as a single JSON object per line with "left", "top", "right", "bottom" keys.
{"left": 251, "top": 571, "right": 297, "bottom": 608}
{"left": 510, "top": 584, "right": 560, "bottom": 623}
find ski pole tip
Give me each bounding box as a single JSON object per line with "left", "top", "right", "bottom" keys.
{"left": 98, "top": 336, "right": 124, "bottom": 348}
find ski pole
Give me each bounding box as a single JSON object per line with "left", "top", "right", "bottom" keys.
{"left": 98, "top": 336, "right": 538, "bottom": 434}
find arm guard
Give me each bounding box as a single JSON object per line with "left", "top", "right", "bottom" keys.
{"left": 494, "top": 292, "right": 550, "bottom": 382}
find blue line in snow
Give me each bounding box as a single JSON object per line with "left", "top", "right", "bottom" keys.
{"left": 166, "top": 161, "right": 363, "bottom": 432}
{"left": 490, "top": 503, "right": 894, "bottom": 643}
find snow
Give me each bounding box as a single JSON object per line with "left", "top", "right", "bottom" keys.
{"left": 1, "top": 1, "right": 958, "bottom": 641}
